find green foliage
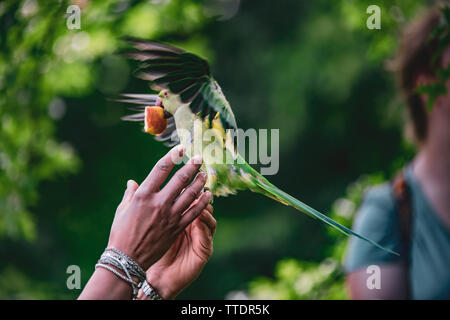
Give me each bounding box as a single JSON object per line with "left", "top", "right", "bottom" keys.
{"left": 0, "top": 0, "right": 209, "bottom": 240}
{"left": 249, "top": 258, "right": 345, "bottom": 300}
{"left": 416, "top": 74, "right": 448, "bottom": 112}
{"left": 339, "top": 0, "right": 426, "bottom": 61}
{"left": 0, "top": 0, "right": 431, "bottom": 299}
{"left": 416, "top": 5, "right": 450, "bottom": 112}
{"left": 0, "top": 1, "right": 80, "bottom": 240}
{"left": 247, "top": 173, "right": 386, "bottom": 300}
{"left": 244, "top": 0, "right": 433, "bottom": 300}
{"left": 0, "top": 266, "right": 55, "bottom": 299}
{"left": 0, "top": 0, "right": 211, "bottom": 298}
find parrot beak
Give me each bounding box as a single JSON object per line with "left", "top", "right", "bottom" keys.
{"left": 144, "top": 106, "right": 168, "bottom": 135}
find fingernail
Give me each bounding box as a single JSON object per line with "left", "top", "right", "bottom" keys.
{"left": 205, "top": 192, "right": 211, "bottom": 201}
{"left": 199, "top": 172, "right": 207, "bottom": 181}
{"left": 127, "top": 180, "right": 133, "bottom": 188}
{"left": 191, "top": 155, "right": 202, "bottom": 165}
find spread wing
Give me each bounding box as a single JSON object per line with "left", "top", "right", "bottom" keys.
{"left": 123, "top": 38, "right": 238, "bottom": 133}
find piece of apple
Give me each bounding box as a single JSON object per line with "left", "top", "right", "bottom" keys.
{"left": 144, "top": 106, "right": 168, "bottom": 135}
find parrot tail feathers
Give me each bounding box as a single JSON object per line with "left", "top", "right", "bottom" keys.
{"left": 252, "top": 178, "right": 399, "bottom": 256}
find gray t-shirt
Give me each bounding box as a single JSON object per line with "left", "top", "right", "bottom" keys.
{"left": 345, "top": 165, "right": 450, "bottom": 299}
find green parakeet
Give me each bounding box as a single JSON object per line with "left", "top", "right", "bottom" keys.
{"left": 119, "top": 38, "right": 396, "bottom": 255}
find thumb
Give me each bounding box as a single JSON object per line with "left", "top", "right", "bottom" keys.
{"left": 121, "top": 179, "right": 139, "bottom": 204}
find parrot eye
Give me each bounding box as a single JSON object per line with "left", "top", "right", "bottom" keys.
{"left": 163, "top": 91, "right": 169, "bottom": 98}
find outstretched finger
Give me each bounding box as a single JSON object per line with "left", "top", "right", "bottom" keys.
{"left": 160, "top": 155, "right": 203, "bottom": 202}
{"left": 118, "top": 180, "right": 139, "bottom": 210}
{"left": 138, "top": 145, "right": 185, "bottom": 194}
{"left": 122, "top": 179, "right": 139, "bottom": 202}
{"left": 171, "top": 172, "right": 207, "bottom": 214}
{"left": 204, "top": 204, "right": 214, "bottom": 215}
{"left": 199, "top": 210, "right": 216, "bottom": 236}
{"left": 178, "top": 192, "right": 211, "bottom": 230}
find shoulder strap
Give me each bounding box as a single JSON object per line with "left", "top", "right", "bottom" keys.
{"left": 391, "top": 170, "right": 413, "bottom": 298}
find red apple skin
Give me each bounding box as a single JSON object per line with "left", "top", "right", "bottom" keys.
{"left": 145, "top": 106, "right": 168, "bottom": 135}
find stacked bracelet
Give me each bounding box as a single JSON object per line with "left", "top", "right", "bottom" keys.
{"left": 95, "top": 247, "right": 147, "bottom": 299}
{"left": 141, "top": 280, "right": 163, "bottom": 300}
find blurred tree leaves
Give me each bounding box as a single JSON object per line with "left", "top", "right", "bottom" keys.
{"left": 0, "top": 1, "right": 80, "bottom": 240}
{"left": 0, "top": 0, "right": 212, "bottom": 298}
{"left": 0, "top": 0, "right": 210, "bottom": 240}
{"left": 248, "top": 173, "right": 386, "bottom": 300}
{"left": 245, "top": 0, "right": 429, "bottom": 299}
{"left": 0, "top": 0, "right": 434, "bottom": 299}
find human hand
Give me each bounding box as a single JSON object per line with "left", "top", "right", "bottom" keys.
{"left": 107, "top": 145, "right": 211, "bottom": 271}
{"left": 140, "top": 202, "right": 216, "bottom": 299}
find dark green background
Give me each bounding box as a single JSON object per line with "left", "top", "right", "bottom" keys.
{"left": 0, "top": 0, "right": 431, "bottom": 299}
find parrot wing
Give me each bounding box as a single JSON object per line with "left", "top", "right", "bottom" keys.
{"left": 123, "top": 38, "right": 238, "bottom": 134}
{"left": 118, "top": 39, "right": 398, "bottom": 256}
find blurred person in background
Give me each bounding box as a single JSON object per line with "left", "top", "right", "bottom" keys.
{"left": 345, "top": 5, "right": 450, "bottom": 299}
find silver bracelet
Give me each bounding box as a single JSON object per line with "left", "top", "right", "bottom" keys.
{"left": 105, "top": 247, "right": 146, "bottom": 282}
{"left": 99, "top": 250, "right": 146, "bottom": 283}
{"left": 141, "top": 280, "right": 163, "bottom": 300}
{"left": 95, "top": 247, "right": 146, "bottom": 299}
{"left": 95, "top": 263, "right": 139, "bottom": 297}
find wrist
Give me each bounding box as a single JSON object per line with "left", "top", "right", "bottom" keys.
{"left": 106, "top": 241, "right": 157, "bottom": 271}
{"left": 96, "top": 247, "right": 147, "bottom": 298}
{"left": 108, "top": 264, "right": 142, "bottom": 285}
{"left": 79, "top": 268, "right": 132, "bottom": 300}
{"left": 145, "top": 274, "right": 175, "bottom": 300}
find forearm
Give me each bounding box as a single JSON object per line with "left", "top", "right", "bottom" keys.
{"left": 78, "top": 268, "right": 133, "bottom": 300}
